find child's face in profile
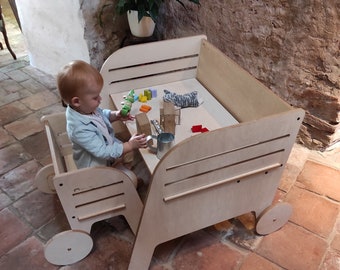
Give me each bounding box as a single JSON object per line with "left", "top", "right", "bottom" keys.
{"left": 73, "top": 76, "right": 102, "bottom": 115}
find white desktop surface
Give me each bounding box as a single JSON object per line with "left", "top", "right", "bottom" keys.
{"left": 110, "top": 78, "right": 238, "bottom": 173}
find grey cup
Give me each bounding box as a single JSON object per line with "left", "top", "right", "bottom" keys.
{"left": 147, "top": 133, "right": 175, "bottom": 159}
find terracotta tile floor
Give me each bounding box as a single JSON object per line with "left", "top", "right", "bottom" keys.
{"left": 0, "top": 2, "right": 340, "bottom": 269}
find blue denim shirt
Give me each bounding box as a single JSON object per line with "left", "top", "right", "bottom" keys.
{"left": 66, "top": 106, "right": 123, "bottom": 169}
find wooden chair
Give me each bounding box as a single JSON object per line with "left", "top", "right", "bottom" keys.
{"left": 34, "top": 112, "right": 143, "bottom": 265}
{"left": 0, "top": 5, "right": 16, "bottom": 59}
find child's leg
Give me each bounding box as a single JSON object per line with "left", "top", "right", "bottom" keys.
{"left": 113, "top": 162, "right": 138, "bottom": 188}
{"left": 122, "top": 151, "right": 134, "bottom": 169}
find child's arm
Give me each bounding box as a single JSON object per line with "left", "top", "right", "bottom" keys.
{"left": 109, "top": 110, "right": 135, "bottom": 122}
{"left": 71, "top": 123, "right": 146, "bottom": 162}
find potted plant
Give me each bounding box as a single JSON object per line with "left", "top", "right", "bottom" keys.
{"left": 116, "top": 0, "right": 200, "bottom": 37}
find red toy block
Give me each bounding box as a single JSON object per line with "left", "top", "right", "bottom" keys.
{"left": 191, "top": 125, "right": 202, "bottom": 132}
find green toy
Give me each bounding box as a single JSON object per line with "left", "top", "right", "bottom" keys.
{"left": 120, "top": 89, "right": 135, "bottom": 117}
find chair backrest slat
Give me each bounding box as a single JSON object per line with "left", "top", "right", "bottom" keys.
{"left": 41, "top": 113, "right": 76, "bottom": 174}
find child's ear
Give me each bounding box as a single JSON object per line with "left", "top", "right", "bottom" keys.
{"left": 70, "top": 97, "right": 80, "bottom": 107}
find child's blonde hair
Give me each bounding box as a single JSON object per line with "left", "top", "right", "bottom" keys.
{"left": 57, "top": 60, "right": 103, "bottom": 105}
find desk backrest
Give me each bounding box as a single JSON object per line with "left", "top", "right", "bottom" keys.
{"left": 41, "top": 112, "right": 76, "bottom": 175}
{"left": 100, "top": 35, "right": 207, "bottom": 109}
{"left": 197, "top": 40, "right": 292, "bottom": 122}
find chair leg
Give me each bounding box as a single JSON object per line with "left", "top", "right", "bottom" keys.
{"left": 1, "top": 30, "right": 16, "bottom": 60}
{"left": 1, "top": 6, "right": 16, "bottom": 60}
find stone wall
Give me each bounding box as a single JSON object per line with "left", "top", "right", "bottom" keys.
{"left": 40, "top": 0, "right": 338, "bottom": 151}
{"left": 80, "top": 0, "right": 128, "bottom": 70}
{"left": 154, "top": 0, "right": 340, "bottom": 150}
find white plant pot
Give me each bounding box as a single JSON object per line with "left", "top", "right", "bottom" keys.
{"left": 127, "top": 10, "right": 155, "bottom": 37}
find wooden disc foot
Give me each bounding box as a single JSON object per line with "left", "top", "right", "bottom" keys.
{"left": 44, "top": 230, "right": 93, "bottom": 265}
{"left": 256, "top": 202, "right": 292, "bottom": 235}
{"left": 34, "top": 164, "right": 56, "bottom": 194}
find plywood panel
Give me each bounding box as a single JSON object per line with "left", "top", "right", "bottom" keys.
{"left": 197, "top": 40, "right": 291, "bottom": 122}
{"left": 100, "top": 35, "right": 207, "bottom": 109}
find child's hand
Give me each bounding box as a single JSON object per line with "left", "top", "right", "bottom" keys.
{"left": 120, "top": 112, "right": 135, "bottom": 121}
{"left": 128, "top": 134, "right": 147, "bottom": 149}
{"left": 110, "top": 110, "right": 135, "bottom": 122}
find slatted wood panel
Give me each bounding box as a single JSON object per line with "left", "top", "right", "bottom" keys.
{"left": 42, "top": 113, "right": 77, "bottom": 173}
{"left": 128, "top": 108, "right": 304, "bottom": 270}
{"left": 54, "top": 167, "right": 143, "bottom": 234}
{"left": 100, "top": 35, "right": 207, "bottom": 109}
{"left": 42, "top": 115, "right": 68, "bottom": 175}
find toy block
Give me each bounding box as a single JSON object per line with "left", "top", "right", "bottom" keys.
{"left": 150, "top": 88, "right": 157, "bottom": 98}
{"left": 174, "top": 107, "right": 181, "bottom": 124}
{"left": 191, "top": 125, "right": 202, "bottom": 132}
{"left": 160, "top": 102, "right": 176, "bottom": 134}
{"left": 139, "top": 95, "right": 148, "bottom": 103}
{"left": 135, "top": 113, "right": 152, "bottom": 136}
{"left": 144, "top": 90, "right": 152, "bottom": 100}
{"left": 140, "top": 104, "right": 152, "bottom": 113}
{"left": 191, "top": 125, "right": 209, "bottom": 133}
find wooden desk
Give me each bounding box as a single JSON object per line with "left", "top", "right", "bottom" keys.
{"left": 110, "top": 78, "right": 238, "bottom": 173}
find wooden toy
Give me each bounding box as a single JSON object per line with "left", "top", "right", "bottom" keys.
{"left": 139, "top": 104, "right": 151, "bottom": 113}
{"left": 160, "top": 101, "right": 176, "bottom": 134}
{"left": 191, "top": 124, "right": 202, "bottom": 132}
{"left": 120, "top": 89, "right": 135, "bottom": 117}
{"left": 191, "top": 125, "right": 209, "bottom": 133}
{"left": 135, "top": 112, "right": 152, "bottom": 136}
{"left": 150, "top": 88, "right": 157, "bottom": 98}
{"left": 144, "top": 89, "right": 152, "bottom": 100}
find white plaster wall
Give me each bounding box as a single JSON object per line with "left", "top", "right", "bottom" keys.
{"left": 16, "top": 0, "right": 90, "bottom": 75}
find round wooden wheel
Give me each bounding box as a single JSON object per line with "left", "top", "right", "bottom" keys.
{"left": 256, "top": 202, "right": 292, "bottom": 235}
{"left": 34, "top": 164, "right": 56, "bottom": 194}
{"left": 44, "top": 230, "right": 93, "bottom": 265}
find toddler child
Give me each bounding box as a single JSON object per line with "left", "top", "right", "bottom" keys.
{"left": 57, "top": 60, "right": 147, "bottom": 184}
